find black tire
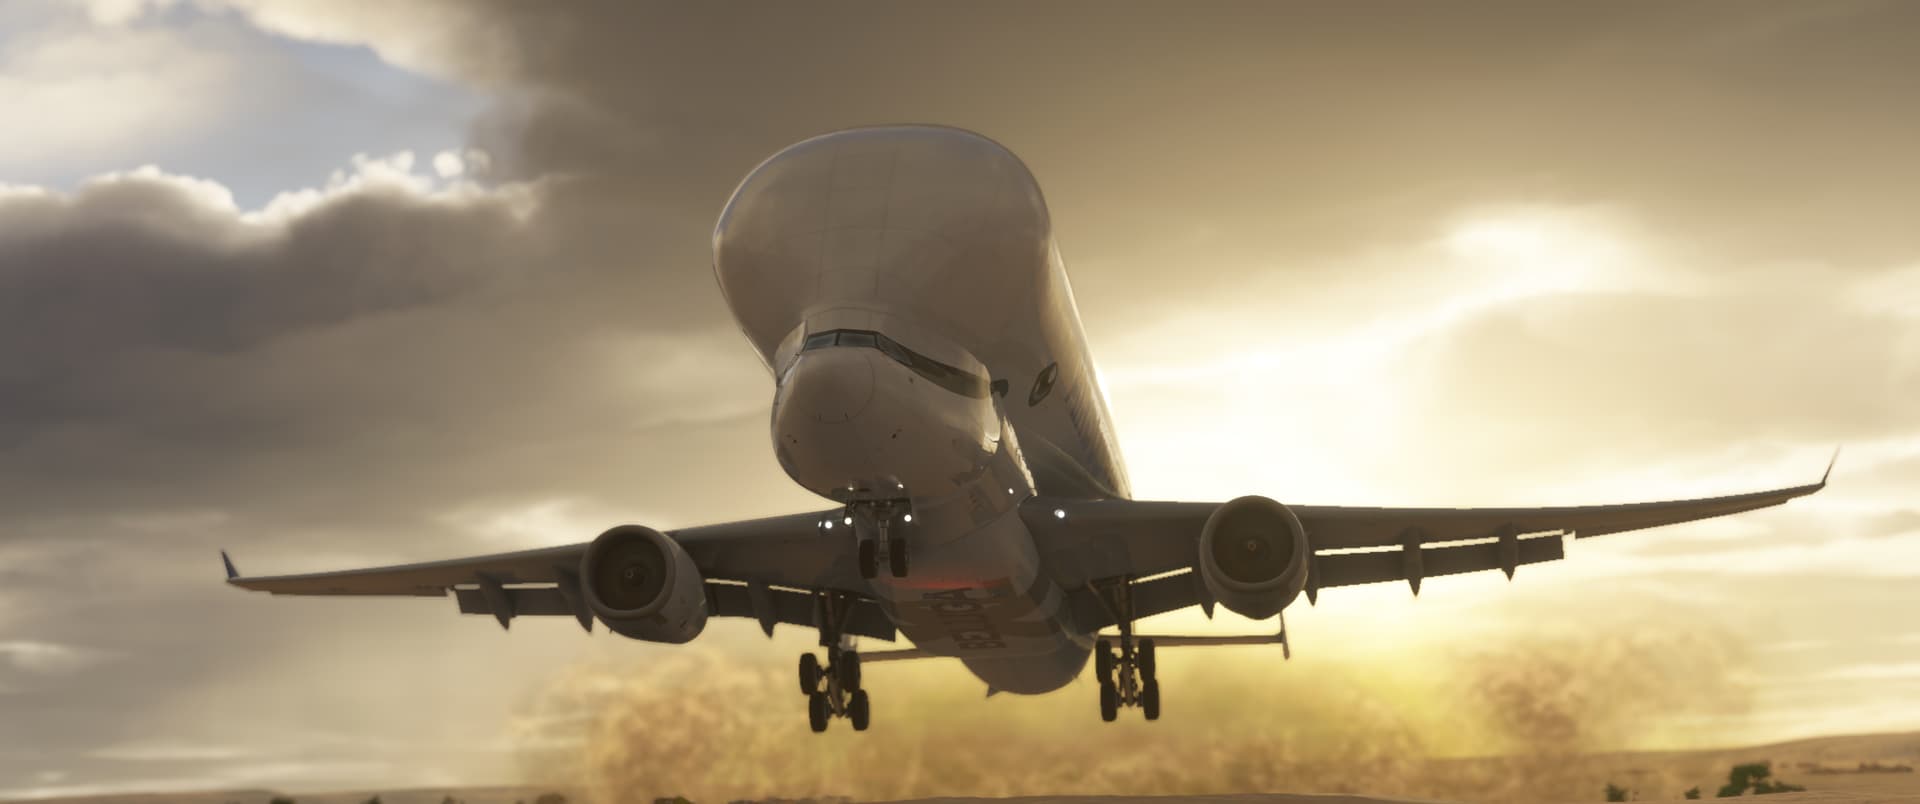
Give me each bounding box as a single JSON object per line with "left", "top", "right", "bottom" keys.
{"left": 808, "top": 691, "right": 830, "bottom": 733}
{"left": 838, "top": 650, "right": 862, "bottom": 691}
{"left": 857, "top": 539, "right": 878, "bottom": 579}
{"left": 849, "top": 689, "right": 871, "bottom": 731}
{"left": 1099, "top": 680, "right": 1119, "bottom": 722}
{"left": 799, "top": 653, "right": 821, "bottom": 695}
{"left": 888, "top": 536, "right": 908, "bottom": 577}
{"left": 1094, "top": 641, "right": 1113, "bottom": 681}
{"left": 1142, "top": 678, "right": 1161, "bottom": 721}
{"left": 1139, "top": 638, "right": 1157, "bottom": 682}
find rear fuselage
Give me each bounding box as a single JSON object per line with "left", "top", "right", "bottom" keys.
{"left": 712, "top": 125, "right": 1129, "bottom": 693}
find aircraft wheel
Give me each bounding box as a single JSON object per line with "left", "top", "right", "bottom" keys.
{"left": 849, "top": 689, "right": 871, "bottom": 731}
{"left": 807, "top": 691, "right": 830, "bottom": 733}
{"left": 838, "top": 650, "right": 862, "bottom": 691}
{"left": 799, "top": 653, "right": 822, "bottom": 694}
{"left": 857, "top": 539, "right": 878, "bottom": 579}
{"left": 1139, "top": 638, "right": 1157, "bottom": 682}
{"left": 887, "top": 536, "right": 909, "bottom": 577}
{"left": 1094, "top": 640, "right": 1114, "bottom": 681}
{"left": 1098, "top": 680, "right": 1119, "bottom": 722}
{"left": 1142, "top": 678, "right": 1161, "bottom": 721}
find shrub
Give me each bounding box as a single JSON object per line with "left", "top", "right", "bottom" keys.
{"left": 1716, "top": 761, "right": 1803, "bottom": 796}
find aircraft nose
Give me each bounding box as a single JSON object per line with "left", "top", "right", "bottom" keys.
{"left": 779, "top": 348, "right": 875, "bottom": 424}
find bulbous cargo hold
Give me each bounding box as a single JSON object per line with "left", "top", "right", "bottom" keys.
{"left": 1197, "top": 495, "right": 1311, "bottom": 619}
{"left": 580, "top": 525, "right": 709, "bottom": 643}
{"left": 709, "top": 125, "right": 1131, "bottom": 503}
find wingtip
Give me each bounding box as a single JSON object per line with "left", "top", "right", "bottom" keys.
{"left": 1822, "top": 446, "right": 1841, "bottom": 486}
{"left": 220, "top": 550, "right": 239, "bottom": 581}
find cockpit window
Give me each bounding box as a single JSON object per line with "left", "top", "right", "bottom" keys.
{"left": 800, "top": 328, "right": 990, "bottom": 399}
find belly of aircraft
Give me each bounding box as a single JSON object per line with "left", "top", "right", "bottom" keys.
{"left": 866, "top": 509, "right": 1092, "bottom": 694}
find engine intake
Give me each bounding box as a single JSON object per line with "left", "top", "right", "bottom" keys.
{"left": 1198, "top": 495, "right": 1310, "bottom": 619}
{"left": 580, "top": 524, "right": 709, "bottom": 643}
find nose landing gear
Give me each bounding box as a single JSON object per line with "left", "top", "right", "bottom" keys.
{"left": 847, "top": 499, "right": 912, "bottom": 579}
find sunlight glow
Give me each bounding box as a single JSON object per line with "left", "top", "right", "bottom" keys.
{"left": 1104, "top": 205, "right": 1648, "bottom": 507}
{"left": 1446, "top": 217, "right": 1555, "bottom": 258}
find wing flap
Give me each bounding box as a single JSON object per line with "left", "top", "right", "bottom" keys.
{"left": 1071, "top": 534, "right": 1565, "bottom": 629}
{"left": 1042, "top": 460, "right": 1826, "bottom": 611}
{"left": 1296, "top": 479, "right": 1823, "bottom": 549}
{"left": 226, "top": 544, "right": 581, "bottom": 596}
{"left": 1315, "top": 534, "right": 1565, "bottom": 588}
{"left": 704, "top": 582, "right": 899, "bottom": 641}
{"left": 453, "top": 585, "right": 575, "bottom": 617}
{"left": 438, "top": 580, "right": 904, "bottom": 640}
{"left": 1031, "top": 468, "right": 1827, "bottom": 587}
{"left": 225, "top": 508, "right": 892, "bottom": 642}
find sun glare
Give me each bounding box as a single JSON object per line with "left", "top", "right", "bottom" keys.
{"left": 1446, "top": 217, "right": 1555, "bottom": 258}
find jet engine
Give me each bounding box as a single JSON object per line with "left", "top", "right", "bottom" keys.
{"left": 1197, "top": 495, "right": 1310, "bottom": 619}
{"left": 579, "top": 524, "right": 709, "bottom": 643}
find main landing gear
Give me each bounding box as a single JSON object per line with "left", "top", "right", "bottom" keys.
{"left": 847, "top": 499, "right": 911, "bottom": 579}
{"left": 798, "top": 646, "right": 868, "bottom": 732}
{"left": 1092, "top": 578, "right": 1160, "bottom": 722}
{"left": 1096, "top": 636, "right": 1158, "bottom": 722}
{"left": 799, "top": 590, "right": 870, "bottom": 732}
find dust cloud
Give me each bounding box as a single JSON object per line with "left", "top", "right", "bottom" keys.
{"left": 507, "top": 608, "right": 1756, "bottom": 803}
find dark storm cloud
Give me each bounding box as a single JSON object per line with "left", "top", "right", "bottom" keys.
{"left": 0, "top": 167, "right": 776, "bottom": 525}
{"left": 444, "top": 1, "right": 1920, "bottom": 299}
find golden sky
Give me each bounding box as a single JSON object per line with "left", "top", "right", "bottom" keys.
{"left": 1, "top": 1, "right": 1917, "bottom": 798}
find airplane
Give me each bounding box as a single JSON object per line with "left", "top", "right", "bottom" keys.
{"left": 225, "top": 124, "right": 1832, "bottom": 732}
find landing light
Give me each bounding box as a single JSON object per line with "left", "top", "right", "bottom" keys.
{"left": 844, "top": 516, "right": 853, "bottom": 525}
{"left": 1053, "top": 508, "right": 1066, "bottom": 520}
{"left": 903, "top": 514, "right": 913, "bottom": 523}
{"left": 823, "top": 520, "right": 833, "bottom": 530}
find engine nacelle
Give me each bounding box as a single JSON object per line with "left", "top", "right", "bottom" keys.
{"left": 579, "top": 524, "right": 709, "bottom": 643}
{"left": 1198, "top": 495, "right": 1310, "bottom": 620}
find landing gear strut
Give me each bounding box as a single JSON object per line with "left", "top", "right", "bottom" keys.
{"left": 799, "top": 591, "right": 871, "bottom": 732}
{"left": 1092, "top": 578, "right": 1160, "bottom": 721}
{"left": 848, "top": 499, "right": 912, "bottom": 579}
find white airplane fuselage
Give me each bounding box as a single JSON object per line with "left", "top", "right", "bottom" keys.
{"left": 713, "top": 125, "right": 1130, "bottom": 694}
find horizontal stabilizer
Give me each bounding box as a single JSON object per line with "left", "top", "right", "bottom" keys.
{"left": 1131, "top": 633, "right": 1286, "bottom": 647}
{"left": 857, "top": 648, "right": 933, "bottom": 663}
{"left": 1106, "top": 610, "right": 1292, "bottom": 659}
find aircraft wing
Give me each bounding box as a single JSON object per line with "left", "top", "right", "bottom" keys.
{"left": 1034, "top": 459, "right": 1832, "bottom": 629}
{"left": 224, "top": 508, "right": 900, "bottom": 640}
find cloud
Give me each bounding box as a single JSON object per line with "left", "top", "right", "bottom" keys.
{"left": 87, "top": 742, "right": 253, "bottom": 762}
{"left": 1814, "top": 662, "right": 1920, "bottom": 682}
{"left": 0, "top": 640, "right": 115, "bottom": 674}
{"left": 0, "top": 10, "right": 243, "bottom": 171}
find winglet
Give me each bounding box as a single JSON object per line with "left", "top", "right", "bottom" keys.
{"left": 1822, "top": 446, "right": 1841, "bottom": 486}
{"left": 220, "top": 550, "right": 239, "bottom": 581}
